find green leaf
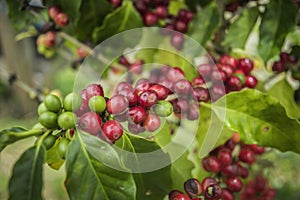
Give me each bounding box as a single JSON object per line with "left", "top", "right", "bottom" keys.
{"left": 92, "top": 2, "right": 143, "bottom": 43}
{"left": 42, "top": 0, "right": 82, "bottom": 33}
{"left": 258, "top": 0, "right": 297, "bottom": 62}
{"left": 168, "top": 1, "right": 187, "bottom": 15}
{"left": 117, "top": 133, "right": 172, "bottom": 200}
{"left": 188, "top": 2, "right": 221, "bottom": 46}
{"left": 75, "top": 0, "right": 112, "bottom": 40}
{"left": 0, "top": 127, "right": 43, "bottom": 152}
{"left": 268, "top": 79, "right": 300, "bottom": 119}
{"left": 185, "top": 0, "right": 213, "bottom": 11}
{"left": 202, "top": 89, "right": 300, "bottom": 153}
{"left": 65, "top": 132, "right": 136, "bottom": 200}
{"left": 5, "top": 0, "right": 37, "bottom": 32}
{"left": 8, "top": 145, "right": 46, "bottom": 200}
{"left": 223, "top": 7, "right": 259, "bottom": 49}
{"left": 45, "top": 138, "right": 64, "bottom": 170}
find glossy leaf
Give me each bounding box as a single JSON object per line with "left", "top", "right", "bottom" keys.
{"left": 268, "top": 79, "right": 300, "bottom": 119}
{"left": 46, "top": 138, "right": 64, "bottom": 170}
{"left": 201, "top": 89, "right": 300, "bottom": 153}
{"left": 8, "top": 145, "right": 46, "bottom": 200}
{"left": 188, "top": 2, "right": 221, "bottom": 46}
{"left": 223, "top": 7, "right": 259, "bottom": 49}
{"left": 92, "top": 2, "right": 143, "bottom": 43}
{"left": 258, "top": 0, "right": 297, "bottom": 62}
{"left": 65, "top": 132, "right": 136, "bottom": 200}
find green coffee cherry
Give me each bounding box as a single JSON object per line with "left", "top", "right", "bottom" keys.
{"left": 37, "top": 102, "right": 48, "bottom": 115}
{"left": 39, "top": 111, "right": 58, "bottom": 129}
{"left": 42, "top": 134, "right": 56, "bottom": 150}
{"left": 63, "top": 92, "right": 82, "bottom": 111}
{"left": 58, "top": 112, "right": 77, "bottom": 130}
{"left": 57, "top": 137, "right": 70, "bottom": 159}
{"left": 88, "top": 95, "right": 106, "bottom": 113}
{"left": 153, "top": 100, "right": 173, "bottom": 117}
{"left": 44, "top": 94, "right": 61, "bottom": 113}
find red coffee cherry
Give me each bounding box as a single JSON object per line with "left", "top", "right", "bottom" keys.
{"left": 238, "top": 58, "right": 254, "bottom": 75}
{"left": 127, "top": 106, "right": 148, "bottom": 124}
{"left": 148, "top": 84, "right": 169, "bottom": 100}
{"left": 219, "top": 55, "right": 238, "bottom": 69}
{"left": 102, "top": 120, "right": 123, "bottom": 143}
{"left": 138, "top": 90, "right": 159, "bottom": 109}
{"left": 202, "top": 156, "right": 221, "bottom": 173}
{"left": 54, "top": 12, "right": 69, "bottom": 27}
{"left": 48, "top": 5, "right": 60, "bottom": 20}
{"left": 78, "top": 112, "right": 102, "bottom": 136}
{"left": 238, "top": 147, "right": 256, "bottom": 164}
{"left": 143, "top": 113, "right": 161, "bottom": 132}
{"left": 106, "top": 94, "right": 129, "bottom": 114}
{"left": 226, "top": 176, "right": 243, "bottom": 192}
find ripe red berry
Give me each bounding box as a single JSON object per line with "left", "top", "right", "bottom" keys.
{"left": 211, "top": 68, "right": 227, "bottom": 82}
{"left": 168, "top": 190, "right": 183, "bottom": 200}
{"left": 226, "top": 176, "right": 243, "bottom": 192}
{"left": 245, "top": 75, "right": 258, "bottom": 88}
{"left": 127, "top": 106, "right": 148, "bottom": 124}
{"left": 184, "top": 178, "right": 202, "bottom": 197}
{"left": 186, "top": 105, "right": 199, "bottom": 121}
{"left": 217, "top": 64, "right": 234, "bottom": 77}
{"left": 118, "top": 88, "right": 138, "bottom": 106}
{"left": 114, "top": 82, "right": 134, "bottom": 94}
{"left": 48, "top": 6, "right": 60, "bottom": 20}
{"left": 78, "top": 112, "right": 102, "bottom": 135}
{"left": 238, "top": 58, "right": 254, "bottom": 75}
{"left": 221, "top": 189, "right": 234, "bottom": 200}
{"left": 77, "top": 47, "right": 89, "bottom": 58}
{"left": 174, "top": 79, "right": 192, "bottom": 95}
{"left": 202, "top": 156, "right": 221, "bottom": 173}
{"left": 197, "top": 64, "right": 212, "bottom": 77}
{"left": 138, "top": 90, "right": 159, "bottom": 109}
{"left": 217, "top": 148, "right": 232, "bottom": 166}
{"left": 118, "top": 55, "right": 130, "bottom": 66}
{"left": 272, "top": 60, "right": 285, "bottom": 72}
{"left": 107, "top": 94, "right": 129, "bottom": 114}
{"left": 54, "top": 12, "right": 69, "bottom": 27}
{"left": 175, "top": 20, "right": 188, "bottom": 33}
{"left": 44, "top": 31, "right": 56, "bottom": 48}
{"left": 202, "top": 177, "right": 218, "bottom": 191}
{"left": 149, "top": 84, "right": 169, "bottom": 100}
{"left": 154, "top": 6, "right": 168, "bottom": 18}
{"left": 130, "top": 59, "right": 144, "bottom": 75}
{"left": 135, "top": 78, "right": 152, "bottom": 95}
{"left": 249, "top": 144, "right": 265, "bottom": 155}
{"left": 192, "top": 87, "right": 209, "bottom": 102}
{"left": 167, "top": 67, "right": 185, "bottom": 82}
{"left": 226, "top": 76, "right": 243, "bottom": 91}
{"left": 192, "top": 77, "right": 206, "bottom": 87}
{"left": 128, "top": 122, "right": 145, "bottom": 134}
{"left": 239, "top": 147, "right": 256, "bottom": 164}
{"left": 219, "top": 55, "right": 238, "bottom": 69}
{"left": 210, "top": 84, "right": 226, "bottom": 101}
{"left": 204, "top": 184, "right": 222, "bottom": 200}
{"left": 144, "top": 12, "right": 158, "bottom": 26}
{"left": 172, "top": 98, "right": 189, "bottom": 114}
{"left": 102, "top": 120, "right": 123, "bottom": 142}
{"left": 81, "top": 84, "right": 104, "bottom": 101}
{"left": 143, "top": 114, "right": 161, "bottom": 132}
{"left": 171, "top": 33, "right": 184, "bottom": 50}
{"left": 221, "top": 164, "right": 237, "bottom": 178}
{"left": 172, "top": 194, "right": 191, "bottom": 200}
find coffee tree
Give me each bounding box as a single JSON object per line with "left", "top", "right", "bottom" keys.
{"left": 1, "top": 0, "right": 300, "bottom": 199}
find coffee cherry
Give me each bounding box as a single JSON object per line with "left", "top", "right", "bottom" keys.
{"left": 107, "top": 94, "right": 128, "bottom": 114}
{"left": 42, "top": 134, "right": 56, "bottom": 150}
{"left": 226, "top": 76, "right": 243, "bottom": 91}
{"left": 205, "top": 184, "right": 222, "bottom": 200}
{"left": 149, "top": 84, "right": 169, "bottom": 100}
{"left": 219, "top": 55, "right": 238, "bottom": 69}
{"left": 210, "top": 84, "right": 226, "bottom": 100}
{"left": 44, "top": 94, "right": 61, "bottom": 113}
{"left": 39, "top": 111, "right": 58, "bottom": 129}
{"left": 127, "top": 106, "right": 148, "bottom": 124}
{"left": 154, "top": 6, "right": 168, "bottom": 18}
{"left": 226, "top": 176, "right": 243, "bottom": 192}
{"left": 221, "top": 164, "right": 237, "bottom": 178}
{"left": 239, "top": 147, "right": 256, "bottom": 164}
{"left": 44, "top": 31, "right": 56, "bottom": 48}
{"left": 118, "top": 55, "right": 130, "bottom": 67}
{"left": 130, "top": 59, "right": 144, "bottom": 75}
{"left": 118, "top": 88, "right": 138, "bottom": 106}
{"left": 63, "top": 92, "right": 82, "bottom": 112}
{"left": 175, "top": 20, "right": 188, "bottom": 33}
{"left": 144, "top": 12, "right": 158, "bottom": 26}
{"left": 211, "top": 68, "right": 227, "bottom": 82}
{"left": 238, "top": 58, "right": 254, "bottom": 75}
{"left": 172, "top": 98, "right": 189, "bottom": 114}
{"left": 168, "top": 190, "right": 183, "bottom": 200}
{"left": 77, "top": 47, "right": 89, "bottom": 58}
{"left": 38, "top": 102, "right": 48, "bottom": 115}
{"left": 234, "top": 73, "right": 246, "bottom": 85}
{"left": 114, "top": 82, "right": 134, "bottom": 94}
{"left": 134, "top": 1, "right": 148, "bottom": 14}
{"left": 202, "top": 156, "right": 221, "bottom": 173}
{"left": 172, "top": 194, "right": 190, "bottom": 200}
{"left": 272, "top": 60, "right": 285, "bottom": 72}
{"left": 167, "top": 67, "right": 185, "bottom": 82}
{"left": 254, "top": 175, "right": 267, "bottom": 192}
{"left": 135, "top": 78, "right": 151, "bottom": 95}
{"left": 81, "top": 84, "right": 104, "bottom": 101}
{"left": 128, "top": 122, "right": 145, "bottom": 134}
{"left": 138, "top": 90, "right": 159, "bottom": 109}
{"left": 88, "top": 95, "right": 107, "bottom": 113}
{"left": 221, "top": 189, "right": 234, "bottom": 200}
{"left": 245, "top": 75, "right": 258, "bottom": 88}
{"left": 249, "top": 144, "right": 265, "bottom": 155}
{"left": 171, "top": 33, "right": 184, "bottom": 50}
{"left": 56, "top": 137, "right": 70, "bottom": 159}
{"left": 153, "top": 100, "right": 173, "bottom": 117}
{"left": 217, "top": 148, "right": 232, "bottom": 166}
{"left": 192, "top": 77, "right": 206, "bottom": 87}
{"left": 143, "top": 114, "right": 160, "bottom": 132}
{"left": 54, "top": 12, "right": 69, "bottom": 27}
{"left": 78, "top": 112, "right": 102, "bottom": 135}
{"left": 58, "top": 111, "right": 77, "bottom": 130}
{"left": 202, "top": 177, "right": 218, "bottom": 192}
{"left": 184, "top": 178, "right": 202, "bottom": 197}
{"left": 280, "top": 52, "right": 290, "bottom": 63}
{"left": 102, "top": 120, "right": 123, "bottom": 142}
{"left": 186, "top": 105, "right": 199, "bottom": 121}
{"left": 174, "top": 79, "right": 192, "bottom": 95}
{"left": 48, "top": 5, "right": 60, "bottom": 19}
{"left": 109, "top": 0, "right": 122, "bottom": 7}
{"left": 74, "top": 99, "right": 89, "bottom": 116}
{"left": 192, "top": 87, "right": 209, "bottom": 102}
{"left": 197, "top": 64, "right": 212, "bottom": 77}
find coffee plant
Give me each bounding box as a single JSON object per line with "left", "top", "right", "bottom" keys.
{"left": 1, "top": 0, "right": 300, "bottom": 199}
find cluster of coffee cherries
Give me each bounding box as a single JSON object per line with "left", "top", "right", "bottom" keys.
{"left": 193, "top": 55, "right": 258, "bottom": 101}
{"left": 272, "top": 52, "right": 300, "bottom": 80}
{"left": 118, "top": 55, "right": 144, "bottom": 75}
{"left": 133, "top": 0, "right": 194, "bottom": 50}
{"left": 168, "top": 133, "right": 276, "bottom": 200}
{"left": 48, "top": 5, "right": 69, "bottom": 27}
{"left": 36, "top": 93, "right": 78, "bottom": 159}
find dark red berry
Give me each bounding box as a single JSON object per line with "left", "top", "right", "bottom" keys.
{"left": 134, "top": 1, "right": 148, "bottom": 13}
{"left": 107, "top": 94, "right": 128, "bottom": 114}
{"left": 113, "top": 111, "right": 128, "bottom": 122}
{"left": 260, "top": 188, "right": 276, "bottom": 199}
{"left": 114, "top": 82, "right": 133, "bottom": 94}
{"left": 226, "top": 176, "right": 243, "bottom": 192}
{"left": 118, "top": 88, "right": 138, "bottom": 106}
{"left": 239, "top": 147, "right": 256, "bottom": 164}
{"left": 224, "top": 138, "right": 236, "bottom": 150}
{"left": 44, "top": 31, "right": 56, "bottom": 47}
{"left": 211, "top": 68, "right": 227, "bottom": 82}
{"left": 81, "top": 84, "right": 104, "bottom": 101}
{"left": 210, "top": 84, "right": 226, "bottom": 101}
{"left": 159, "top": 80, "right": 174, "bottom": 92}
{"left": 219, "top": 55, "right": 238, "bottom": 68}
{"left": 249, "top": 144, "right": 265, "bottom": 155}
{"left": 192, "top": 87, "right": 209, "bottom": 102}
{"left": 186, "top": 105, "right": 200, "bottom": 120}
{"left": 226, "top": 76, "right": 243, "bottom": 91}
{"left": 48, "top": 5, "right": 60, "bottom": 20}
{"left": 175, "top": 20, "right": 188, "bottom": 33}
{"left": 168, "top": 190, "right": 183, "bottom": 200}
{"left": 202, "top": 177, "right": 218, "bottom": 191}
{"left": 102, "top": 120, "right": 123, "bottom": 142}
{"left": 135, "top": 78, "right": 152, "bottom": 95}
{"left": 238, "top": 58, "right": 254, "bottom": 75}
{"left": 280, "top": 52, "right": 290, "bottom": 63}
{"left": 245, "top": 75, "right": 258, "bottom": 88}
{"left": 174, "top": 79, "right": 192, "bottom": 95}
{"left": 217, "top": 148, "right": 232, "bottom": 166}
{"left": 172, "top": 194, "right": 191, "bottom": 200}
{"left": 128, "top": 122, "right": 145, "bottom": 134}
{"left": 144, "top": 12, "right": 158, "bottom": 26}
{"left": 202, "top": 156, "right": 221, "bottom": 173}
{"left": 184, "top": 178, "right": 202, "bottom": 197}
{"left": 221, "top": 189, "right": 234, "bottom": 200}
{"left": 254, "top": 175, "right": 267, "bottom": 192}
{"left": 118, "top": 55, "right": 130, "bottom": 66}
{"left": 172, "top": 98, "right": 189, "bottom": 114}
{"left": 197, "top": 64, "right": 212, "bottom": 77}
{"left": 204, "top": 184, "right": 222, "bottom": 200}
{"left": 77, "top": 47, "right": 89, "bottom": 58}
{"left": 192, "top": 77, "right": 206, "bottom": 87}
{"left": 127, "top": 106, "right": 148, "bottom": 124}
{"left": 171, "top": 33, "right": 184, "bottom": 50}
{"left": 130, "top": 59, "right": 144, "bottom": 75}
{"left": 143, "top": 114, "right": 160, "bottom": 132}
{"left": 149, "top": 84, "right": 169, "bottom": 100}
{"left": 217, "top": 64, "right": 234, "bottom": 77}
{"left": 54, "top": 12, "right": 69, "bottom": 27}
{"left": 154, "top": 6, "right": 168, "bottom": 18}
{"left": 75, "top": 99, "right": 89, "bottom": 116}
{"left": 78, "top": 112, "right": 102, "bottom": 135}
{"left": 272, "top": 60, "right": 285, "bottom": 72}
{"left": 138, "top": 90, "right": 159, "bottom": 109}
{"left": 167, "top": 67, "right": 185, "bottom": 82}
{"left": 221, "top": 164, "right": 237, "bottom": 178}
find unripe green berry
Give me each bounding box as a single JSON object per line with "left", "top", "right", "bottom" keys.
{"left": 42, "top": 134, "right": 56, "bottom": 150}
{"left": 56, "top": 137, "right": 70, "bottom": 159}
{"left": 153, "top": 100, "right": 173, "bottom": 117}
{"left": 58, "top": 112, "right": 77, "bottom": 130}
{"left": 63, "top": 92, "right": 82, "bottom": 111}
{"left": 88, "top": 95, "right": 107, "bottom": 113}
{"left": 38, "top": 102, "right": 48, "bottom": 115}
{"left": 44, "top": 94, "right": 61, "bottom": 113}
{"left": 38, "top": 111, "right": 58, "bottom": 129}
